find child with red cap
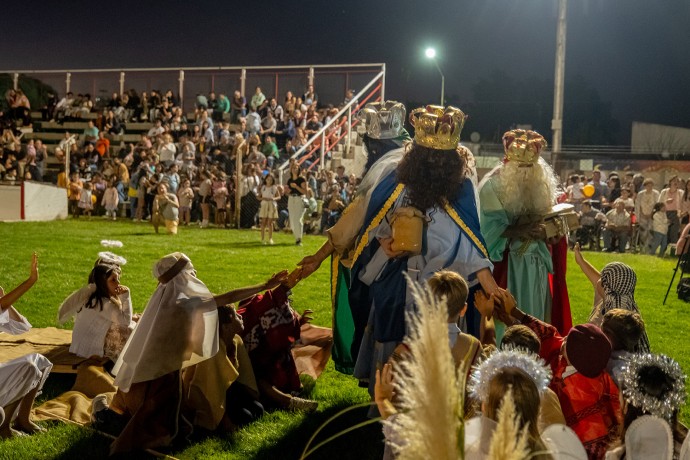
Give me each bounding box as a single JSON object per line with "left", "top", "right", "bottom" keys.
{"left": 494, "top": 289, "right": 622, "bottom": 459}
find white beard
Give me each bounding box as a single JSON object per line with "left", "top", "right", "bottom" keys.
{"left": 495, "top": 158, "right": 559, "bottom": 217}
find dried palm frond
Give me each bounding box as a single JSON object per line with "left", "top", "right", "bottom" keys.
{"left": 488, "top": 388, "right": 530, "bottom": 460}
{"left": 386, "top": 278, "right": 465, "bottom": 460}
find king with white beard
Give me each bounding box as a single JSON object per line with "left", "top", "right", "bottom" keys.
{"left": 478, "top": 129, "right": 572, "bottom": 336}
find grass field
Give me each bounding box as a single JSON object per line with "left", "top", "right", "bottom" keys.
{"left": 0, "top": 220, "right": 688, "bottom": 459}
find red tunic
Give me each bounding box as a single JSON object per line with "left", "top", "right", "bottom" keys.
{"left": 522, "top": 315, "right": 622, "bottom": 459}
{"left": 238, "top": 286, "right": 302, "bottom": 394}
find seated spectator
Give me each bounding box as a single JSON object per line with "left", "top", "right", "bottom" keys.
{"left": 195, "top": 93, "right": 208, "bottom": 111}
{"left": 245, "top": 108, "right": 261, "bottom": 136}
{"left": 95, "top": 131, "right": 110, "bottom": 158}
{"left": 302, "top": 84, "right": 318, "bottom": 108}
{"left": 573, "top": 244, "right": 651, "bottom": 352}
{"left": 250, "top": 86, "right": 266, "bottom": 112}
{"left": 304, "top": 114, "right": 323, "bottom": 138}
{"left": 0, "top": 253, "right": 52, "bottom": 439}
{"left": 261, "top": 111, "right": 277, "bottom": 136}
{"left": 262, "top": 135, "right": 279, "bottom": 169}
{"left": 55, "top": 92, "right": 75, "bottom": 121}
{"left": 93, "top": 253, "right": 287, "bottom": 454}
{"left": 58, "top": 262, "right": 135, "bottom": 361}
{"left": 246, "top": 136, "right": 267, "bottom": 170}
{"left": 495, "top": 291, "right": 622, "bottom": 458}
{"left": 321, "top": 184, "right": 346, "bottom": 230}
{"left": 575, "top": 199, "right": 606, "bottom": 250}
{"left": 602, "top": 199, "right": 631, "bottom": 253}
{"left": 267, "top": 98, "right": 284, "bottom": 122}
{"left": 214, "top": 93, "right": 230, "bottom": 122}
{"left": 82, "top": 121, "right": 99, "bottom": 146}
{"left": 230, "top": 90, "right": 247, "bottom": 123}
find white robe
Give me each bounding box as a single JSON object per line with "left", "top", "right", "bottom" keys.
{"left": 0, "top": 306, "right": 53, "bottom": 424}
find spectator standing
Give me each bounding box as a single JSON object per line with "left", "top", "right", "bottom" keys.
{"left": 634, "top": 179, "right": 660, "bottom": 250}
{"left": 659, "top": 175, "right": 683, "bottom": 243}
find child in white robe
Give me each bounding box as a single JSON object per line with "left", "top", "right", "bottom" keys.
{"left": 0, "top": 253, "right": 53, "bottom": 438}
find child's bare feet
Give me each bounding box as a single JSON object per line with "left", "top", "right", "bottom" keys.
{"left": 14, "top": 420, "right": 45, "bottom": 434}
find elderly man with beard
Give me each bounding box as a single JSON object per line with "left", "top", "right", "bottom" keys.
{"left": 478, "top": 129, "right": 572, "bottom": 336}
{"left": 302, "top": 105, "right": 497, "bottom": 411}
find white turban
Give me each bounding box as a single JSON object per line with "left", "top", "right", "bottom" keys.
{"left": 113, "top": 252, "right": 219, "bottom": 392}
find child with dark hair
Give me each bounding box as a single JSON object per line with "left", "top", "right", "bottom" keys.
{"left": 600, "top": 308, "right": 645, "bottom": 387}
{"left": 495, "top": 290, "right": 622, "bottom": 458}
{"left": 607, "top": 354, "right": 686, "bottom": 459}
{"left": 499, "top": 324, "right": 566, "bottom": 433}
{"left": 58, "top": 263, "right": 135, "bottom": 361}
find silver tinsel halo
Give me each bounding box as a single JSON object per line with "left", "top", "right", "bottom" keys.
{"left": 469, "top": 347, "right": 552, "bottom": 403}
{"left": 97, "top": 252, "right": 127, "bottom": 266}
{"left": 100, "top": 240, "right": 123, "bottom": 248}
{"left": 619, "top": 353, "right": 686, "bottom": 421}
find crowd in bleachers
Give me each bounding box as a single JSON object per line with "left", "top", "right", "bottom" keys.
{"left": 565, "top": 170, "right": 690, "bottom": 256}
{"left": 1, "top": 84, "right": 360, "bottom": 235}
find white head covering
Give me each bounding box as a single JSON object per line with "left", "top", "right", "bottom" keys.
{"left": 541, "top": 425, "right": 587, "bottom": 460}
{"left": 622, "top": 415, "right": 673, "bottom": 460}
{"left": 680, "top": 431, "right": 690, "bottom": 460}
{"left": 113, "top": 252, "right": 219, "bottom": 392}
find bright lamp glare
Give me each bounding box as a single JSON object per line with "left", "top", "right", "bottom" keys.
{"left": 425, "top": 48, "right": 436, "bottom": 59}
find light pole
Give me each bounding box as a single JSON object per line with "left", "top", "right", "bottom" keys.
{"left": 425, "top": 47, "right": 445, "bottom": 106}
{"left": 551, "top": 0, "right": 567, "bottom": 157}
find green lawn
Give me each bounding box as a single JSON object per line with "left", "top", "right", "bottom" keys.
{"left": 0, "top": 220, "right": 688, "bottom": 459}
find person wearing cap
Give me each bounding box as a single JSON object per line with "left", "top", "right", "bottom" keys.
{"left": 495, "top": 290, "right": 622, "bottom": 459}
{"left": 303, "top": 105, "right": 497, "bottom": 413}
{"left": 602, "top": 198, "right": 631, "bottom": 253}
{"left": 97, "top": 253, "right": 287, "bottom": 454}
{"left": 478, "top": 129, "right": 572, "bottom": 339}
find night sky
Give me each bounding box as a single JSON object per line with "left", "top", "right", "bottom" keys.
{"left": 3, "top": 0, "right": 689, "bottom": 144}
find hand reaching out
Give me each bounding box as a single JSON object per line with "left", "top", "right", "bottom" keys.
{"left": 297, "top": 255, "right": 322, "bottom": 279}
{"left": 473, "top": 290, "right": 495, "bottom": 318}
{"left": 29, "top": 252, "right": 39, "bottom": 284}
{"left": 299, "top": 309, "right": 314, "bottom": 326}
{"left": 374, "top": 363, "right": 395, "bottom": 403}
{"left": 265, "top": 270, "right": 289, "bottom": 290}
{"left": 495, "top": 288, "right": 518, "bottom": 318}
{"left": 573, "top": 242, "right": 584, "bottom": 266}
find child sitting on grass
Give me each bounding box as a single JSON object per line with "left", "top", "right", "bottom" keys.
{"left": 0, "top": 253, "right": 52, "bottom": 439}
{"left": 237, "top": 268, "right": 318, "bottom": 412}
{"left": 494, "top": 290, "right": 622, "bottom": 458}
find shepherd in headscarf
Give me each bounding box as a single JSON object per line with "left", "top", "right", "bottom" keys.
{"left": 96, "top": 252, "right": 287, "bottom": 454}
{"left": 574, "top": 243, "right": 650, "bottom": 352}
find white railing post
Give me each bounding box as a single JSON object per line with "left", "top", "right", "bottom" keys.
{"left": 380, "top": 63, "right": 386, "bottom": 101}
{"left": 178, "top": 70, "right": 185, "bottom": 110}
{"left": 119, "top": 72, "right": 125, "bottom": 96}
{"left": 347, "top": 106, "right": 352, "bottom": 158}
{"left": 240, "top": 68, "right": 246, "bottom": 98}
{"left": 66, "top": 72, "right": 71, "bottom": 94}
{"left": 308, "top": 67, "right": 315, "bottom": 87}
{"left": 320, "top": 132, "right": 326, "bottom": 171}
{"left": 12, "top": 73, "right": 19, "bottom": 90}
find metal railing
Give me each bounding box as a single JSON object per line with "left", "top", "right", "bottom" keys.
{"left": 4, "top": 63, "right": 385, "bottom": 113}
{"left": 277, "top": 69, "right": 385, "bottom": 177}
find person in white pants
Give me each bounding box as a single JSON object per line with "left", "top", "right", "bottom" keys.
{"left": 286, "top": 161, "right": 308, "bottom": 246}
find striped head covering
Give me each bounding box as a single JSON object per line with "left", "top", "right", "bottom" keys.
{"left": 599, "top": 262, "right": 650, "bottom": 352}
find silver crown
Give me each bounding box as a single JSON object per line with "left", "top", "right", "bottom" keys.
{"left": 355, "top": 101, "right": 406, "bottom": 139}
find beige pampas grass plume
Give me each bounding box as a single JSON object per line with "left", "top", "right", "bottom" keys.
{"left": 488, "top": 388, "right": 530, "bottom": 460}
{"left": 386, "top": 278, "right": 464, "bottom": 460}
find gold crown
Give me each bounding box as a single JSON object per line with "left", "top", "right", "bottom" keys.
{"left": 409, "top": 105, "right": 466, "bottom": 150}
{"left": 502, "top": 129, "right": 547, "bottom": 164}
